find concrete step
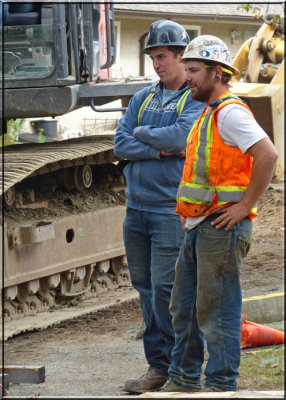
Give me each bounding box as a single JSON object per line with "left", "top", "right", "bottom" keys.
{"left": 242, "top": 292, "right": 284, "bottom": 324}
{"left": 139, "top": 390, "right": 284, "bottom": 398}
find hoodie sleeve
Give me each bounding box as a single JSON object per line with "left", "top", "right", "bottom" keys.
{"left": 132, "top": 95, "right": 204, "bottom": 156}
{"left": 114, "top": 90, "right": 161, "bottom": 161}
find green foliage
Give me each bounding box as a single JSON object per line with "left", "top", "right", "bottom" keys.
{"left": 237, "top": 4, "right": 253, "bottom": 13}
{"left": 239, "top": 346, "right": 284, "bottom": 390}
{"left": 37, "top": 128, "right": 46, "bottom": 143}
{"left": 236, "top": 4, "right": 284, "bottom": 29}
{"left": 30, "top": 122, "right": 47, "bottom": 143}
{"left": 2, "top": 118, "right": 25, "bottom": 146}
{"left": 2, "top": 119, "right": 47, "bottom": 146}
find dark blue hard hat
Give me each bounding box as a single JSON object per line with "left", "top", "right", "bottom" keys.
{"left": 143, "top": 20, "right": 190, "bottom": 54}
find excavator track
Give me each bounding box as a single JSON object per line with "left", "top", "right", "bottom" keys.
{"left": 1, "top": 135, "right": 116, "bottom": 196}
{"left": 1, "top": 135, "right": 131, "bottom": 325}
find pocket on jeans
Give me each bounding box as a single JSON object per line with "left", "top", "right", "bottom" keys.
{"left": 199, "top": 225, "right": 231, "bottom": 253}
{"left": 237, "top": 236, "right": 251, "bottom": 259}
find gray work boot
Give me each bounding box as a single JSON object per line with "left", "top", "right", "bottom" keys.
{"left": 162, "top": 379, "right": 202, "bottom": 392}
{"left": 122, "top": 368, "right": 168, "bottom": 394}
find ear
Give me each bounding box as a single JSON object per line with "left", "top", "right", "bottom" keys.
{"left": 214, "top": 65, "right": 223, "bottom": 79}
{"left": 178, "top": 49, "right": 186, "bottom": 62}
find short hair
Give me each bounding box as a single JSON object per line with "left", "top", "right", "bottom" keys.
{"left": 167, "top": 46, "right": 186, "bottom": 57}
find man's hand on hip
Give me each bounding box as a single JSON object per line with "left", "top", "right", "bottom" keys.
{"left": 211, "top": 203, "right": 250, "bottom": 231}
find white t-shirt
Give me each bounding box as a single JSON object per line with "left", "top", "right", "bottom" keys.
{"left": 184, "top": 102, "right": 268, "bottom": 230}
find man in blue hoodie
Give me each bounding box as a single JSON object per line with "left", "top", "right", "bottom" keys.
{"left": 114, "top": 20, "right": 204, "bottom": 394}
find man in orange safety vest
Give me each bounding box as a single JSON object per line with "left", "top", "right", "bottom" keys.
{"left": 161, "top": 35, "right": 278, "bottom": 393}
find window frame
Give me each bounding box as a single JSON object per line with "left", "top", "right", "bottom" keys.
{"left": 112, "top": 20, "right": 121, "bottom": 70}
{"left": 184, "top": 24, "right": 201, "bottom": 41}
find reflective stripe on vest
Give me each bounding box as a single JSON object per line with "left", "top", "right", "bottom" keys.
{"left": 137, "top": 90, "right": 156, "bottom": 126}
{"left": 194, "top": 95, "right": 240, "bottom": 186}
{"left": 179, "top": 183, "right": 214, "bottom": 205}
{"left": 137, "top": 89, "right": 191, "bottom": 125}
{"left": 179, "top": 184, "right": 258, "bottom": 209}
{"left": 179, "top": 95, "right": 255, "bottom": 206}
{"left": 176, "top": 89, "right": 190, "bottom": 116}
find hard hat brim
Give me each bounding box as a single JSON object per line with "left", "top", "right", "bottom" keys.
{"left": 181, "top": 57, "right": 240, "bottom": 75}
{"left": 143, "top": 43, "right": 187, "bottom": 54}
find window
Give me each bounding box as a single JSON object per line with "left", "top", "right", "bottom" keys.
{"left": 244, "top": 29, "right": 257, "bottom": 42}
{"left": 2, "top": 24, "right": 55, "bottom": 80}
{"left": 184, "top": 25, "right": 201, "bottom": 41}
{"left": 112, "top": 21, "right": 121, "bottom": 70}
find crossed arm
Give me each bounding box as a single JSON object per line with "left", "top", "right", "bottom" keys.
{"left": 114, "top": 92, "right": 203, "bottom": 161}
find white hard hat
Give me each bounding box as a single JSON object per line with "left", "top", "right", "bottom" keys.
{"left": 182, "top": 35, "right": 239, "bottom": 75}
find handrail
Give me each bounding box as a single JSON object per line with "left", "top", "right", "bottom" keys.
{"left": 100, "top": 1, "right": 116, "bottom": 69}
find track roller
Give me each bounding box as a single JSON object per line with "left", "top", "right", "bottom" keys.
{"left": 39, "top": 274, "right": 61, "bottom": 298}
{"left": 63, "top": 165, "right": 93, "bottom": 191}
{"left": 74, "top": 165, "right": 93, "bottom": 190}
{"left": 59, "top": 265, "right": 92, "bottom": 296}
{"left": 4, "top": 285, "right": 17, "bottom": 301}
{"left": 4, "top": 187, "right": 15, "bottom": 206}
{"left": 111, "top": 255, "right": 127, "bottom": 275}
{"left": 63, "top": 168, "right": 76, "bottom": 191}
{"left": 16, "top": 280, "right": 39, "bottom": 303}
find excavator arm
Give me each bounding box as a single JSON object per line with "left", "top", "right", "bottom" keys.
{"left": 231, "top": 14, "right": 284, "bottom": 182}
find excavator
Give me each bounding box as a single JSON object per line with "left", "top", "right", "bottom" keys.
{"left": 0, "top": 1, "right": 154, "bottom": 322}
{"left": 231, "top": 13, "right": 284, "bottom": 182}
{"left": 1, "top": 4, "right": 284, "bottom": 326}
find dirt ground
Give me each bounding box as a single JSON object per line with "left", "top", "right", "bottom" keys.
{"left": 240, "top": 182, "right": 284, "bottom": 298}
{"left": 3, "top": 182, "right": 284, "bottom": 397}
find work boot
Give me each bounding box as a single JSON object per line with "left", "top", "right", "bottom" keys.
{"left": 122, "top": 368, "right": 168, "bottom": 394}
{"left": 162, "top": 379, "right": 202, "bottom": 392}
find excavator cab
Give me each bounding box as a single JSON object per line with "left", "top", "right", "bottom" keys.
{"left": 1, "top": 1, "right": 118, "bottom": 123}
{"left": 2, "top": 3, "right": 55, "bottom": 82}
{"left": 1, "top": 2, "right": 111, "bottom": 85}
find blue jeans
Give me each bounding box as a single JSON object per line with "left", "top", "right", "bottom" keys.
{"left": 169, "top": 214, "right": 252, "bottom": 390}
{"left": 123, "top": 208, "right": 184, "bottom": 373}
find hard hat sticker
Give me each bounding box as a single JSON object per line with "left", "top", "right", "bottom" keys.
{"left": 205, "top": 45, "right": 220, "bottom": 51}
{"left": 200, "top": 50, "right": 210, "bottom": 57}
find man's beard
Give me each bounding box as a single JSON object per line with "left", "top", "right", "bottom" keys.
{"left": 190, "top": 86, "right": 212, "bottom": 103}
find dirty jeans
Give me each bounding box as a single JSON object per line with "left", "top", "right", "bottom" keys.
{"left": 123, "top": 208, "right": 184, "bottom": 373}
{"left": 169, "top": 214, "right": 252, "bottom": 390}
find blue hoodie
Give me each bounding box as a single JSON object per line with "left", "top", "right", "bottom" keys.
{"left": 114, "top": 81, "right": 204, "bottom": 214}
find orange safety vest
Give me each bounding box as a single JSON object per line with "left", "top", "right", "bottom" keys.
{"left": 176, "top": 91, "right": 258, "bottom": 220}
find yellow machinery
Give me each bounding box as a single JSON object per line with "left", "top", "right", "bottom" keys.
{"left": 231, "top": 14, "right": 284, "bottom": 182}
